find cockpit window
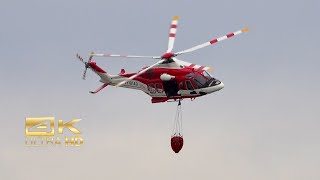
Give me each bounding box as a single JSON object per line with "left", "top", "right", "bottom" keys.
{"left": 186, "top": 80, "right": 194, "bottom": 90}
{"left": 202, "top": 71, "right": 212, "bottom": 79}
{"left": 186, "top": 73, "right": 195, "bottom": 79}
{"left": 193, "top": 75, "right": 207, "bottom": 88}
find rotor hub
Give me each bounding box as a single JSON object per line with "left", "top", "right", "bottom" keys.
{"left": 161, "top": 52, "right": 175, "bottom": 59}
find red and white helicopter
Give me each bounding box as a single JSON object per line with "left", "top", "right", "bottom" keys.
{"left": 76, "top": 16, "right": 250, "bottom": 103}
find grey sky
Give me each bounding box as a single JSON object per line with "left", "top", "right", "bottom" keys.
{"left": 1, "top": 0, "right": 320, "bottom": 179}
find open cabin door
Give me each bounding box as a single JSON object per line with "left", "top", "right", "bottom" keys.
{"left": 163, "top": 80, "right": 179, "bottom": 97}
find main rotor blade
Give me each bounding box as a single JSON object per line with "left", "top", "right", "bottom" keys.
{"left": 167, "top": 16, "right": 179, "bottom": 53}
{"left": 116, "top": 59, "right": 165, "bottom": 87}
{"left": 93, "top": 53, "right": 161, "bottom": 59}
{"left": 175, "top": 28, "right": 250, "bottom": 55}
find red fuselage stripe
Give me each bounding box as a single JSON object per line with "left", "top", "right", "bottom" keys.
{"left": 198, "top": 66, "right": 205, "bottom": 70}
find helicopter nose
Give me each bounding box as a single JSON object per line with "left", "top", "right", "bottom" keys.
{"left": 217, "top": 81, "right": 224, "bottom": 90}
{"left": 207, "top": 80, "right": 224, "bottom": 93}
{"left": 220, "top": 81, "right": 224, "bottom": 87}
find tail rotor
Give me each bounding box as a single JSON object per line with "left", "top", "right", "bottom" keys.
{"left": 76, "top": 52, "right": 94, "bottom": 80}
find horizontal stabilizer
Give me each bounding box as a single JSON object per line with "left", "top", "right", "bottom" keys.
{"left": 90, "top": 83, "right": 108, "bottom": 94}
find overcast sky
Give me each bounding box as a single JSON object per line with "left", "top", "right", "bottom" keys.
{"left": 1, "top": 0, "right": 320, "bottom": 179}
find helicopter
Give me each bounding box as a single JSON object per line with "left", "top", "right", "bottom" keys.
{"left": 76, "top": 16, "right": 250, "bottom": 103}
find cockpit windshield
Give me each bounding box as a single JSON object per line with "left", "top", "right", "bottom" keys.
{"left": 201, "top": 70, "right": 221, "bottom": 87}
{"left": 202, "top": 71, "right": 212, "bottom": 79}
{"left": 185, "top": 71, "right": 221, "bottom": 89}
{"left": 193, "top": 75, "right": 208, "bottom": 88}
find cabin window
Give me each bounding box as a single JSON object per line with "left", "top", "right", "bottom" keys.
{"left": 148, "top": 83, "right": 156, "bottom": 94}
{"left": 155, "top": 83, "right": 163, "bottom": 93}
{"left": 186, "top": 80, "right": 194, "bottom": 90}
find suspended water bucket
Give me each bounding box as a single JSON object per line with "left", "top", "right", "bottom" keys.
{"left": 171, "top": 135, "right": 183, "bottom": 153}
{"left": 171, "top": 100, "right": 183, "bottom": 153}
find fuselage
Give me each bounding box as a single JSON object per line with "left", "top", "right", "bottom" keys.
{"left": 90, "top": 60, "right": 224, "bottom": 103}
